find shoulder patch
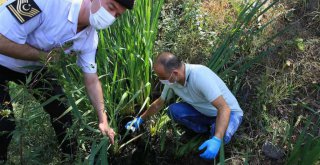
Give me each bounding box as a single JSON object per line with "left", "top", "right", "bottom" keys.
{"left": 6, "top": 0, "right": 42, "bottom": 24}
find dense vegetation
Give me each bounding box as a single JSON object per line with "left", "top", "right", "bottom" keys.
{"left": 1, "top": 0, "right": 319, "bottom": 164}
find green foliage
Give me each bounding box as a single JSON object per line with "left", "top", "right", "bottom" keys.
{"left": 208, "top": 0, "right": 285, "bottom": 94}
{"left": 175, "top": 135, "right": 204, "bottom": 158}
{"left": 152, "top": 0, "right": 286, "bottom": 161}
{"left": 3, "top": 0, "right": 165, "bottom": 163}
{"left": 98, "top": 0, "right": 163, "bottom": 106}
{"left": 89, "top": 0, "right": 164, "bottom": 163}
{"left": 294, "top": 38, "right": 305, "bottom": 51}
{"left": 283, "top": 38, "right": 306, "bottom": 52}
{"left": 88, "top": 137, "right": 109, "bottom": 165}
{"left": 3, "top": 0, "right": 318, "bottom": 164}
{"left": 156, "top": 0, "right": 218, "bottom": 63}
{"left": 219, "top": 140, "right": 225, "bottom": 165}
{"left": 149, "top": 110, "right": 170, "bottom": 137}
{"left": 286, "top": 115, "right": 320, "bottom": 165}
{"left": 6, "top": 77, "right": 61, "bottom": 164}
{"left": 256, "top": 69, "right": 299, "bottom": 111}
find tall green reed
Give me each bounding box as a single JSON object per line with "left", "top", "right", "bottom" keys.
{"left": 2, "top": 0, "right": 164, "bottom": 163}
{"left": 208, "top": 0, "right": 289, "bottom": 163}
{"left": 97, "top": 0, "right": 164, "bottom": 106}
{"left": 85, "top": 0, "right": 164, "bottom": 163}
{"left": 208, "top": 0, "right": 285, "bottom": 94}
{"left": 94, "top": 0, "right": 164, "bottom": 154}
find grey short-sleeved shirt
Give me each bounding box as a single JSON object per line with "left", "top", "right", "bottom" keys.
{"left": 0, "top": 0, "right": 98, "bottom": 73}
{"left": 160, "top": 64, "right": 243, "bottom": 117}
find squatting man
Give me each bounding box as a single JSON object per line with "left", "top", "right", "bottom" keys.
{"left": 0, "top": 0, "right": 134, "bottom": 162}
{"left": 126, "top": 52, "right": 244, "bottom": 160}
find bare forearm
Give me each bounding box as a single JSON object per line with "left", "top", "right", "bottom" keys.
{"left": 214, "top": 107, "right": 230, "bottom": 139}
{"left": 0, "top": 34, "right": 46, "bottom": 61}
{"left": 141, "top": 98, "right": 164, "bottom": 120}
{"left": 211, "top": 96, "right": 231, "bottom": 139}
{"left": 88, "top": 84, "right": 106, "bottom": 122}
{"left": 140, "top": 105, "right": 158, "bottom": 120}
{"left": 84, "top": 74, "right": 107, "bottom": 123}
{"left": 84, "top": 73, "right": 115, "bottom": 142}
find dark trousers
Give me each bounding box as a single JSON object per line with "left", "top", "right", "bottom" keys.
{"left": 0, "top": 65, "right": 76, "bottom": 161}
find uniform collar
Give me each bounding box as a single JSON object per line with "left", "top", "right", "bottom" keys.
{"left": 68, "top": 0, "right": 82, "bottom": 24}
{"left": 183, "top": 63, "right": 191, "bottom": 87}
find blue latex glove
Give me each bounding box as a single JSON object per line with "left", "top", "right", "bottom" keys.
{"left": 198, "top": 136, "right": 221, "bottom": 159}
{"left": 125, "top": 117, "right": 144, "bottom": 132}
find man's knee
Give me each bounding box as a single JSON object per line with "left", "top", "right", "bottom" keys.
{"left": 167, "top": 103, "right": 183, "bottom": 121}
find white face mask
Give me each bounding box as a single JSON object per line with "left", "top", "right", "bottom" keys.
{"left": 89, "top": 0, "right": 116, "bottom": 30}
{"left": 159, "top": 72, "right": 177, "bottom": 86}
{"left": 159, "top": 79, "right": 174, "bottom": 86}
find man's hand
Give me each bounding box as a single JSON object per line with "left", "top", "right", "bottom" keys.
{"left": 125, "top": 117, "right": 144, "bottom": 132}
{"left": 99, "top": 122, "right": 116, "bottom": 145}
{"left": 42, "top": 48, "right": 62, "bottom": 63}
{"left": 198, "top": 136, "right": 221, "bottom": 160}
{"left": 41, "top": 42, "right": 75, "bottom": 63}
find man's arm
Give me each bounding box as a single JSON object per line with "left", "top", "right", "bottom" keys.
{"left": 83, "top": 73, "right": 115, "bottom": 144}
{"left": 125, "top": 98, "right": 165, "bottom": 131}
{"left": 0, "top": 34, "right": 47, "bottom": 61}
{"left": 211, "top": 95, "right": 231, "bottom": 139}
{"left": 198, "top": 95, "right": 230, "bottom": 159}
{"left": 140, "top": 98, "right": 165, "bottom": 120}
